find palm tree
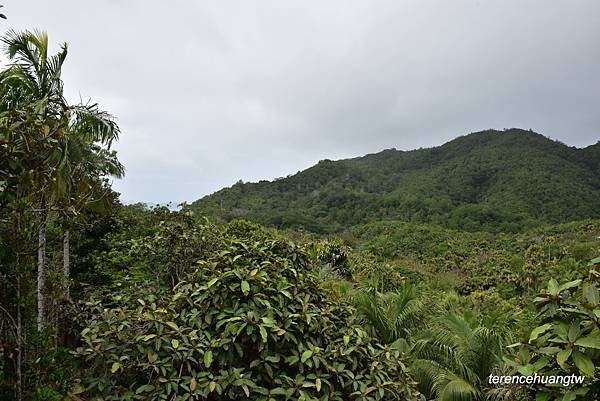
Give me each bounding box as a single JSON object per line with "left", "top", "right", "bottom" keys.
{"left": 411, "top": 311, "right": 509, "bottom": 401}
{"left": 0, "top": 30, "right": 67, "bottom": 332}
{"left": 354, "top": 283, "right": 424, "bottom": 349}
{"left": 0, "top": 30, "right": 122, "bottom": 330}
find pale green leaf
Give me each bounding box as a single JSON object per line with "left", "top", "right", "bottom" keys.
{"left": 204, "top": 350, "right": 213, "bottom": 368}
{"left": 111, "top": 362, "right": 120, "bottom": 373}
{"left": 241, "top": 280, "right": 250, "bottom": 295}
{"left": 556, "top": 348, "right": 572, "bottom": 367}
{"left": 166, "top": 321, "right": 179, "bottom": 331}
{"left": 259, "top": 325, "right": 268, "bottom": 343}
{"left": 530, "top": 323, "right": 553, "bottom": 342}
{"left": 572, "top": 351, "right": 594, "bottom": 376}
{"left": 575, "top": 333, "right": 600, "bottom": 349}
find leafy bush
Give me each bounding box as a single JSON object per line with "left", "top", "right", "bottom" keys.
{"left": 510, "top": 257, "right": 600, "bottom": 400}
{"left": 349, "top": 252, "right": 407, "bottom": 293}
{"left": 76, "top": 235, "right": 422, "bottom": 401}
{"left": 129, "top": 211, "right": 220, "bottom": 288}
{"left": 313, "top": 239, "right": 352, "bottom": 279}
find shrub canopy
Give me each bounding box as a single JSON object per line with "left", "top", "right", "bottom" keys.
{"left": 76, "top": 234, "right": 421, "bottom": 401}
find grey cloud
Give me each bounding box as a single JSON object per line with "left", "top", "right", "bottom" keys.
{"left": 3, "top": 0, "right": 599, "bottom": 204}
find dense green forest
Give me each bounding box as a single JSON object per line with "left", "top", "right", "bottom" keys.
{"left": 1, "top": 31, "right": 600, "bottom": 401}
{"left": 190, "top": 130, "right": 600, "bottom": 233}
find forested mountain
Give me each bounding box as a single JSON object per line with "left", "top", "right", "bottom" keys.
{"left": 190, "top": 129, "right": 600, "bottom": 233}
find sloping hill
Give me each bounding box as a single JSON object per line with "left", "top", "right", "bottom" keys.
{"left": 189, "top": 129, "right": 600, "bottom": 233}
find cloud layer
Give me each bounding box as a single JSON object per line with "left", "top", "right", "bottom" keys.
{"left": 4, "top": 1, "right": 600, "bottom": 204}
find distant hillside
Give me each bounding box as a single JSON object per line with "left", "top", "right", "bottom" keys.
{"left": 189, "top": 129, "right": 600, "bottom": 233}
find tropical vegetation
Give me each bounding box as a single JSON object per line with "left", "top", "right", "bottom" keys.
{"left": 1, "top": 29, "right": 599, "bottom": 401}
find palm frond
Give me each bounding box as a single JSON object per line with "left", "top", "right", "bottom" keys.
{"left": 69, "top": 103, "right": 120, "bottom": 146}
{"left": 355, "top": 288, "right": 392, "bottom": 341}
{"left": 411, "top": 311, "right": 510, "bottom": 401}
{"left": 354, "top": 283, "right": 425, "bottom": 344}
{"left": 438, "top": 376, "right": 480, "bottom": 401}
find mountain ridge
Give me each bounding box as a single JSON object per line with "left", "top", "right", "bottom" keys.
{"left": 189, "top": 128, "right": 600, "bottom": 233}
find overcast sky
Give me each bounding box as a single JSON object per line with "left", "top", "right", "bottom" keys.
{"left": 3, "top": 1, "right": 600, "bottom": 204}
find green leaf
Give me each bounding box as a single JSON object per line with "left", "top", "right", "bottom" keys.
{"left": 556, "top": 348, "right": 572, "bottom": 367}
{"left": 583, "top": 284, "right": 599, "bottom": 306}
{"left": 533, "top": 357, "right": 550, "bottom": 371}
{"left": 111, "top": 362, "right": 120, "bottom": 373}
{"left": 207, "top": 277, "right": 219, "bottom": 288}
{"left": 518, "top": 364, "right": 535, "bottom": 376}
{"left": 270, "top": 387, "right": 287, "bottom": 395}
{"left": 259, "top": 325, "right": 268, "bottom": 343}
{"left": 286, "top": 355, "right": 299, "bottom": 365}
{"left": 301, "top": 350, "right": 313, "bottom": 363}
{"left": 204, "top": 350, "right": 213, "bottom": 368}
{"left": 575, "top": 332, "right": 600, "bottom": 349}
{"left": 71, "top": 384, "right": 85, "bottom": 395}
{"left": 166, "top": 321, "right": 179, "bottom": 331}
{"left": 171, "top": 339, "right": 179, "bottom": 349}
{"left": 548, "top": 279, "right": 560, "bottom": 296}
{"left": 572, "top": 350, "right": 594, "bottom": 376}
{"left": 538, "top": 346, "right": 561, "bottom": 355}
{"left": 136, "top": 384, "right": 154, "bottom": 394}
{"left": 241, "top": 280, "right": 250, "bottom": 295}
{"left": 530, "top": 323, "right": 553, "bottom": 342}
{"left": 558, "top": 279, "right": 582, "bottom": 292}
{"left": 568, "top": 323, "right": 580, "bottom": 342}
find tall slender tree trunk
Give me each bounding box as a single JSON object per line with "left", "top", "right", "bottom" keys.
{"left": 37, "top": 196, "right": 47, "bottom": 332}
{"left": 16, "top": 257, "right": 23, "bottom": 401}
{"left": 63, "top": 228, "right": 70, "bottom": 301}
{"left": 14, "top": 196, "right": 23, "bottom": 401}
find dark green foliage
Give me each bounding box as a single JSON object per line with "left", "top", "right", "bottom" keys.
{"left": 128, "top": 211, "right": 220, "bottom": 288}
{"left": 510, "top": 257, "right": 600, "bottom": 400}
{"left": 76, "top": 232, "right": 421, "bottom": 401}
{"left": 313, "top": 239, "right": 352, "bottom": 279}
{"left": 72, "top": 206, "right": 221, "bottom": 302}
{"left": 0, "top": 30, "right": 123, "bottom": 400}
{"left": 348, "top": 252, "right": 407, "bottom": 293}
{"left": 189, "top": 129, "right": 600, "bottom": 234}
{"left": 349, "top": 219, "right": 600, "bottom": 299}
